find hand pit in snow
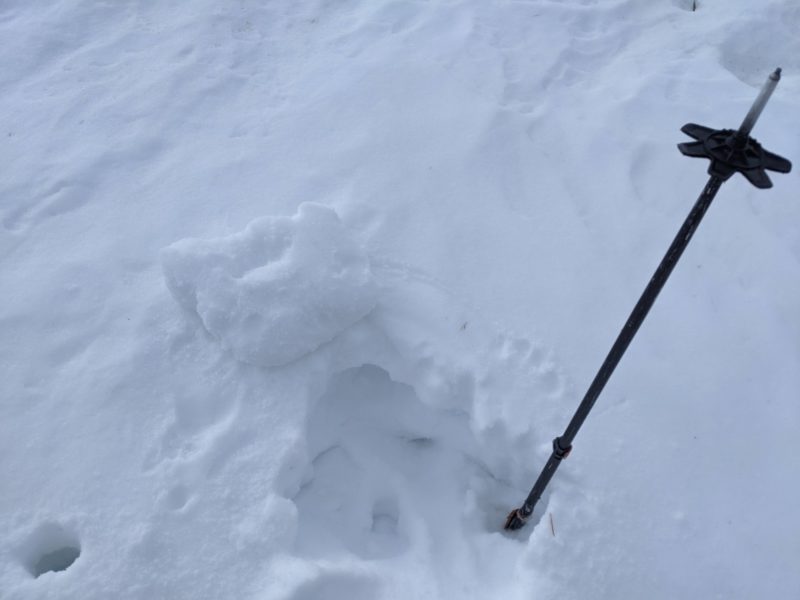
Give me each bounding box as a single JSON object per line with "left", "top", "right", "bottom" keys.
{"left": 293, "top": 364, "right": 508, "bottom": 561}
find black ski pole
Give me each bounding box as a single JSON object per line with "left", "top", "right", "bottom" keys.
{"left": 505, "top": 69, "right": 792, "bottom": 531}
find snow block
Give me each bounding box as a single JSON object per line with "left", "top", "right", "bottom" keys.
{"left": 162, "top": 203, "right": 377, "bottom": 367}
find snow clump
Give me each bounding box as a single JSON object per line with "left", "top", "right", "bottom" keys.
{"left": 162, "top": 202, "right": 377, "bottom": 367}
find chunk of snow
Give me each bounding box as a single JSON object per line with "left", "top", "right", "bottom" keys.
{"left": 162, "top": 203, "right": 377, "bottom": 366}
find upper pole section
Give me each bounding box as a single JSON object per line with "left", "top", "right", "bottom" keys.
{"left": 737, "top": 68, "right": 782, "bottom": 140}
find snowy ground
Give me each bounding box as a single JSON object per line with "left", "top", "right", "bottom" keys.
{"left": 2, "top": 1, "right": 799, "bottom": 598}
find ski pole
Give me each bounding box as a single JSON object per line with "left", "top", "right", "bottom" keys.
{"left": 505, "top": 69, "right": 792, "bottom": 531}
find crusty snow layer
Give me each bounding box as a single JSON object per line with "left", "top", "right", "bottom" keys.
{"left": 1, "top": 1, "right": 799, "bottom": 599}
{"left": 162, "top": 203, "right": 377, "bottom": 367}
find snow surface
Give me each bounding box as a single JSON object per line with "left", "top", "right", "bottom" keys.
{"left": 2, "top": 1, "right": 799, "bottom": 599}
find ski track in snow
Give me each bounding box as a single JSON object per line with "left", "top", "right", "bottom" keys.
{"left": 2, "top": 0, "right": 799, "bottom": 599}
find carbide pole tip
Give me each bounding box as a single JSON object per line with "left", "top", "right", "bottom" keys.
{"left": 772, "top": 67, "right": 782, "bottom": 80}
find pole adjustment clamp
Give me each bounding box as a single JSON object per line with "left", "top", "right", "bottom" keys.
{"left": 553, "top": 437, "right": 572, "bottom": 460}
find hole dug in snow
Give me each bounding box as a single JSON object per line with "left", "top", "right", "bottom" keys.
{"left": 294, "top": 364, "right": 505, "bottom": 560}
{"left": 19, "top": 522, "right": 81, "bottom": 578}
{"left": 289, "top": 571, "right": 379, "bottom": 600}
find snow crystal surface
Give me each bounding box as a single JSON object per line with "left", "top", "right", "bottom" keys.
{"left": 1, "top": 1, "right": 799, "bottom": 599}
{"left": 162, "top": 203, "right": 377, "bottom": 366}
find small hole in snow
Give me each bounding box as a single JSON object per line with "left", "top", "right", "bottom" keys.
{"left": 18, "top": 522, "right": 81, "bottom": 577}
{"left": 32, "top": 546, "right": 81, "bottom": 577}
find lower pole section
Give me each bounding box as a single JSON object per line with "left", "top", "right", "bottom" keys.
{"left": 505, "top": 176, "right": 723, "bottom": 531}
{"left": 504, "top": 437, "right": 571, "bottom": 530}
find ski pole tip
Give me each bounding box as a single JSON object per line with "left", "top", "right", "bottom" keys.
{"left": 504, "top": 508, "right": 529, "bottom": 531}
{"left": 772, "top": 67, "right": 782, "bottom": 81}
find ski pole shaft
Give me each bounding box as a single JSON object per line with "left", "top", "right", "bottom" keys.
{"left": 562, "top": 175, "right": 722, "bottom": 443}
{"left": 737, "top": 68, "right": 781, "bottom": 139}
{"left": 504, "top": 68, "right": 789, "bottom": 532}
{"left": 505, "top": 175, "right": 723, "bottom": 530}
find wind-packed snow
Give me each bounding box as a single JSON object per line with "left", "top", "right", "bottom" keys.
{"left": 2, "top": 1, "right": 799, "bottom": 599}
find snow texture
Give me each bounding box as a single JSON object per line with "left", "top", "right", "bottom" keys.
{"left": 162, "top": 203, "right": 377, "bottom": 367}
{"left": 1, "top": 0, "right": 799, "bottom": 599}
